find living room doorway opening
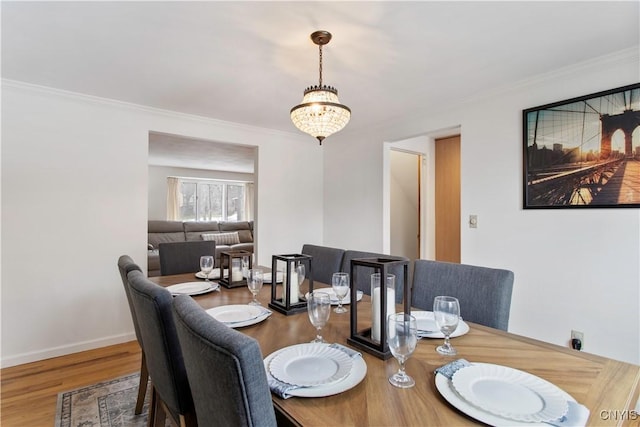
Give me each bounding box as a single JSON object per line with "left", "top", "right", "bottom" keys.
{"left": 147, "top": 131, "right": 259, "bottom": 275}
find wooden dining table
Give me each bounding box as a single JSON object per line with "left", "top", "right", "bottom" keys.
{"left": 150, "top": 272, "right": 640, "bottom": 426}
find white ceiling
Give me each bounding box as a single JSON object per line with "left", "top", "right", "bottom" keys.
{"left": 3, "top": 1, "right": 638, "bottom": 171}
{"left": 148, "top": 132, "right": 256, "bottom": 173}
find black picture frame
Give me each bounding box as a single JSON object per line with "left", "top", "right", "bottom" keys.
{"left": 523, "top": 82, "right": 640, "bottom": 209}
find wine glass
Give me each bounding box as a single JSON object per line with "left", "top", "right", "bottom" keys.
{"left": 331, "top": 272, "right": 349, "bottom": 314}
{"left": 199, "top": 256, "right": 214, "bottom": 283}
{"left": 433, "top": 296, "right": 460, "bottom": 356}
{"left": 387, "top": 312, "right": 418, "bottom": 388}
{"left": 307, "top": 291, "right": 331, "bottom": 343}
{"left": 247, "top": 268, "right": 263, "bottom": 306}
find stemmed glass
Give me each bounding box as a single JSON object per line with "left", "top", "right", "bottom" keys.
{"left": 199, "top": 256, "right": 214, "bottom": 284}
{"left": 307, "top": 291, "right": 331, "bottom": 343}
{"left": 331, "top": 272, "right": 349, "bottom": 314}
{"left": 433, "top": 296, "right": 460, "bottom": 356}
{"left": 387, "top": 313, "right": 418, "bottom": 388}
{"left": 247, "top": 268, "right": 263, "bottom": 306}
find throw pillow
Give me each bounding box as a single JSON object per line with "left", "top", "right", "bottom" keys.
{"left": 201, "top": 232, "right": 240, "bottom": 245}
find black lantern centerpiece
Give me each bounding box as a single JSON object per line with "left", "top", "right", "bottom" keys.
{"left": 347, "top": 257, "right": 410, "bottom": 360}
{"left": 218, "top": 250, "right": 252, "bottom": 289}
{"left": 269, "top": 254, "right": 313, "bottom": 315}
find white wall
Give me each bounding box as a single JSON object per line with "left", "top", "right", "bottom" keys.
{"left": 323, "top": 49, "right": 640, "bottom": 364}
{"left": 148, "top": 165, "right": 253, "bottom": 220}
{"left": 1, "top": 81, "right": 323, "bottom": 367}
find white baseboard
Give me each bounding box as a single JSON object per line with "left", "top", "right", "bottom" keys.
{"left": 1, "top": 332, "right": 137, "bottom": 368}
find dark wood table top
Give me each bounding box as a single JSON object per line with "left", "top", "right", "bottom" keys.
{"left": 151, "top": 273, "right": 640, "bottom": 426}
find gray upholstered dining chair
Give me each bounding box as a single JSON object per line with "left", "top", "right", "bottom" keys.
{"left": 301, "top": 243, "right": 345, "bottom": 285}
{"left": 158, "top": 240, "right": 216, "bottom": 276}
{"left": 341, "top": 250, "right": 409, "bottom": 304}
{"left": 127, "top": 269, "right": 196, "bottom": 427}
{"left": 411, "top": 259, "right": 514, "bottom": 331}
{"left": 172, "top": 294, "right": 277, "bottom": 427}
{"left": 116, "top": 255, "right": 148, "bottom": 415}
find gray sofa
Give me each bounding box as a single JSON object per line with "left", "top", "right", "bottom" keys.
{"left": 148, "top": 220, "right": 254, "bottom": 276}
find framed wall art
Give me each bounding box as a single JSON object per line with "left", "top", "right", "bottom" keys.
{"left": 523, "top": 82, "right": 640, "bottom": 209}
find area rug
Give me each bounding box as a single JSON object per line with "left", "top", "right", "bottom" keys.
{"left": 55, "top": 373, "right": 150, "bottom": 427}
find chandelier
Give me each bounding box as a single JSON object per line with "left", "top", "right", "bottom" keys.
{"left": 290, "top": 31, "right": 351, "bottom": 145}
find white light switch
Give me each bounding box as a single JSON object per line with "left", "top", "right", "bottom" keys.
{"left": 469, "top": 215, "right": 478, "bottom": 228}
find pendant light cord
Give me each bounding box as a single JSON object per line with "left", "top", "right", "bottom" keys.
{"left": 318, "top": 44, "right": 323, "bottom": 88}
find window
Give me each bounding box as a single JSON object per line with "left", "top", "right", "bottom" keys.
{"left": 172, "top": 178, "right": 249, "bottom": 222}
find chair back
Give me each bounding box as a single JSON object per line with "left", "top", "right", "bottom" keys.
{"left": 341, "top": 250, "right": 409, "bottom": 304}
{"left": 301, "top": 244, "right": 345, "bottom": 285}
{"left": 127, "top": 270, "right": 194, "bottom": 419}
{"left": 412, "top": 259, "right": 514, "bottom": 330}
{"left": 172, "top": 295, "right": 277, "bottom": 427}
{"left": 117, "top": 255, "right": 143, "bottom": 345}
{"left": 159, "top": 240, "right": 216, "bottom": 275}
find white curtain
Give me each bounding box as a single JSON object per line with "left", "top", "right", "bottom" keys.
{"left": 244, "top": 182, "right": 254, "bottom": 221}
{"left": 166, "top": 177, "right": 181, "bottom": 220}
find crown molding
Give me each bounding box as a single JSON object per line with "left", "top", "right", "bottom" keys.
{"left": 1, "top": 78, "right": 302, "bottom": 140}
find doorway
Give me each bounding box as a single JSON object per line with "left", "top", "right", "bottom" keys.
{"left": 384, "top": 128, "right": 460, "bottom": 264}
{"left": 390, "top": 150, "right": 421, "bottom": 262}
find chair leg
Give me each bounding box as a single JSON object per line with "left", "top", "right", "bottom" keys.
{"left": 147, "top": 386, "right": 157, "bottom": 427}
{"left": 154, "top": 404, "right": 167, "bottom": 427}
{"left": 179, "top": 411, "right": 198, "bottom": 427}
{"left": 135, "top": 352, "right": 149, "bottom": 415}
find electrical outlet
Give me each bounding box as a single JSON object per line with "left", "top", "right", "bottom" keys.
{"left": 571, "top": 330, "right": 584, "bottom": 350}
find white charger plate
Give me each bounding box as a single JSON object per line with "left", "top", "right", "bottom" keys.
{"left": 206, "top": 305, "right": 271, "bottom": 328}
{"left": 269, "top": 343, "right": 353, "bottom": 387}
{"left": 195, "top": 268, "right": 227, "bottom": 280}
{"left": 435, "top": 363, "right": 576, "bottom": 427}
{"left": 411, "top": 311, "right": 469, "bottom": 338}
{"left": 262, "top": 271, "right": 283, "bottom": 284}
{"left": 305, "top": 288, "right": 364, "bottom": 305}
{"left": 167, "top": 281, "right": 219, "bottom": 296}
{"left": 452, "top": 364, "right": 567, "bottom": 423}
{"left": 264, "top": 344, "right": 367, "bottom": 397}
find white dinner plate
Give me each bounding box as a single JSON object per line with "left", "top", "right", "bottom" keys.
{"left": 305, "top": 288, "right": 364, "bottom": 305}
{"left": 269, "top": 343, "right": 353, "bottom": 387}
{"left": 206, "top": 305, "right": 271, "bottom": 328}
{"left": 452, "top": 364, "right": 568, "bottom": 423}
{"left": 264, "top": 344, "right": 367, "bottom": 397}
{"left": 166, "top": 281, "right": 219, "bottom": 296}
{"left": 262, "top": 271, "right": 283, "bottom": 284}
{"left": 195, "top": 268, "right": 227, "bottom": 280}
{"left": 411, "top": 311, "right": 469, "bottom": 338}
{"left": 435, "top": 363, "right": 576, "bottom": 427}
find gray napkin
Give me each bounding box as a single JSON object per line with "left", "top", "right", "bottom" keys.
{"left": 545, "top": 401, "right": 590, "bottom": 427}
{"left": 434, "top": 358, "right": 471, "bottom": 379}
{"left": 329, "top": 343, "right": 361, "bottom": 358}
{"left": 224, "top": 307, "right": 271, "bottom": 326}
{"left": 434, "top": 359, "right": 590, "bottom": 427}
{"left": 268, "top": 343, "right": 361, "bottom": 399}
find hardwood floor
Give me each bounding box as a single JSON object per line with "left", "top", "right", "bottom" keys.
{"left": 1, "top": 341, "right": 142, "bottom": 426}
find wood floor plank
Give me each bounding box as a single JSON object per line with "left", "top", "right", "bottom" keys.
{"left": 1, "top": 341, "right": 142, "bottom": 426}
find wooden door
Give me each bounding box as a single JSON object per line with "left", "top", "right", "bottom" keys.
{"left": 435, "top": 135, "right": 460, "bottom": 262}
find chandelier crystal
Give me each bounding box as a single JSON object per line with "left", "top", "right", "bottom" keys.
{"left": 290, "top": 31, "right": 351, "bottom": 145}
